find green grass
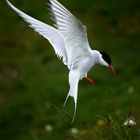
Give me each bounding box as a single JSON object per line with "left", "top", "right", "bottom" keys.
{"left": 0, "top": 0, "right": 140, "bottom": 139}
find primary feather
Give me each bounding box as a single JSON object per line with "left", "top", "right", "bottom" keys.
{"left": 49, "top": 0, "right": 91, "bottom": 69}
{"left": 6, "top": 0, "right": 68, "bottom": 65}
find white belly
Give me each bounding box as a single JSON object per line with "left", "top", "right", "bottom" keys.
{"left": 77, "top": 56, "right": 96, "bottom": 79}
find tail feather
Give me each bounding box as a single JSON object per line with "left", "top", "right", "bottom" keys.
{"left": 64, "top": 70, "right": 80, "bottom": 123}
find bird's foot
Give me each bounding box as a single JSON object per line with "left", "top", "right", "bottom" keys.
{"left": 84, "top": 77, "right": 94, "bottom": 85}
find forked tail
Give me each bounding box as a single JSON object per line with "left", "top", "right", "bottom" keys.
{"left": 64, "top": 70, "right": 80, "bottom": 123}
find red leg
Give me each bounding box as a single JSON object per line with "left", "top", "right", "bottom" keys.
{"left": 84, "top": 77, "right": 94, "bottom": 85}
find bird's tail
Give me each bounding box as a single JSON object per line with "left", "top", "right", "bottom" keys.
{"left": 64, "top": 70, "right": 80, "bottom": 123}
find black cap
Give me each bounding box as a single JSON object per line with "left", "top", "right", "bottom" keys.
{"left": 100, "top": 51, "right": 111, "bottom": 65}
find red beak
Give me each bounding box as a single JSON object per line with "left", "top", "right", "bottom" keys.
{"left": 109, "top": 64, "right": 115, "bottom": 74}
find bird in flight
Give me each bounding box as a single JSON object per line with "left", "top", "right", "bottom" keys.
{"left": 6, "top": 0, "right": 115, "bottom": 122}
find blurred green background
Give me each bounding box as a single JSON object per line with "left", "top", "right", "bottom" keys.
{"left": 0, "top": 0, "right": 140, "bottom": 139}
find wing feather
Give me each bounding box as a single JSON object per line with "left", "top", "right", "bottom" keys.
{"left": 6, "top": 0, "right": 68, "bottom": 64}
{"left": 49, "top": 0, "right": 91, "bottom": 68}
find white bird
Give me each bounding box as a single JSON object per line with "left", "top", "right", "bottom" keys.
{"left": 6, "top": 0, "right": 115, "bottom": 122}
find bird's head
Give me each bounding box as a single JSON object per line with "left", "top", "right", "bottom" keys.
{"left": 99, "top": 51, "right": 115, "bottom": 74}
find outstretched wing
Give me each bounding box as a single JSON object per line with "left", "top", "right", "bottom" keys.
{"left": 49, "top": 0, "right": 91, "bottom": 69}
{"left": 6, "top": 0, "right": 68, "bottom": 65}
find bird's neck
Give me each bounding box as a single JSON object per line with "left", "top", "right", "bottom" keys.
{"left": 91, "top": 50, "right": 101, "bottom": 64}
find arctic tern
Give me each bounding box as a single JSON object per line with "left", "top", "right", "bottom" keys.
{"left": 6, "top": 0, "right": 115, "bottom": 122}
